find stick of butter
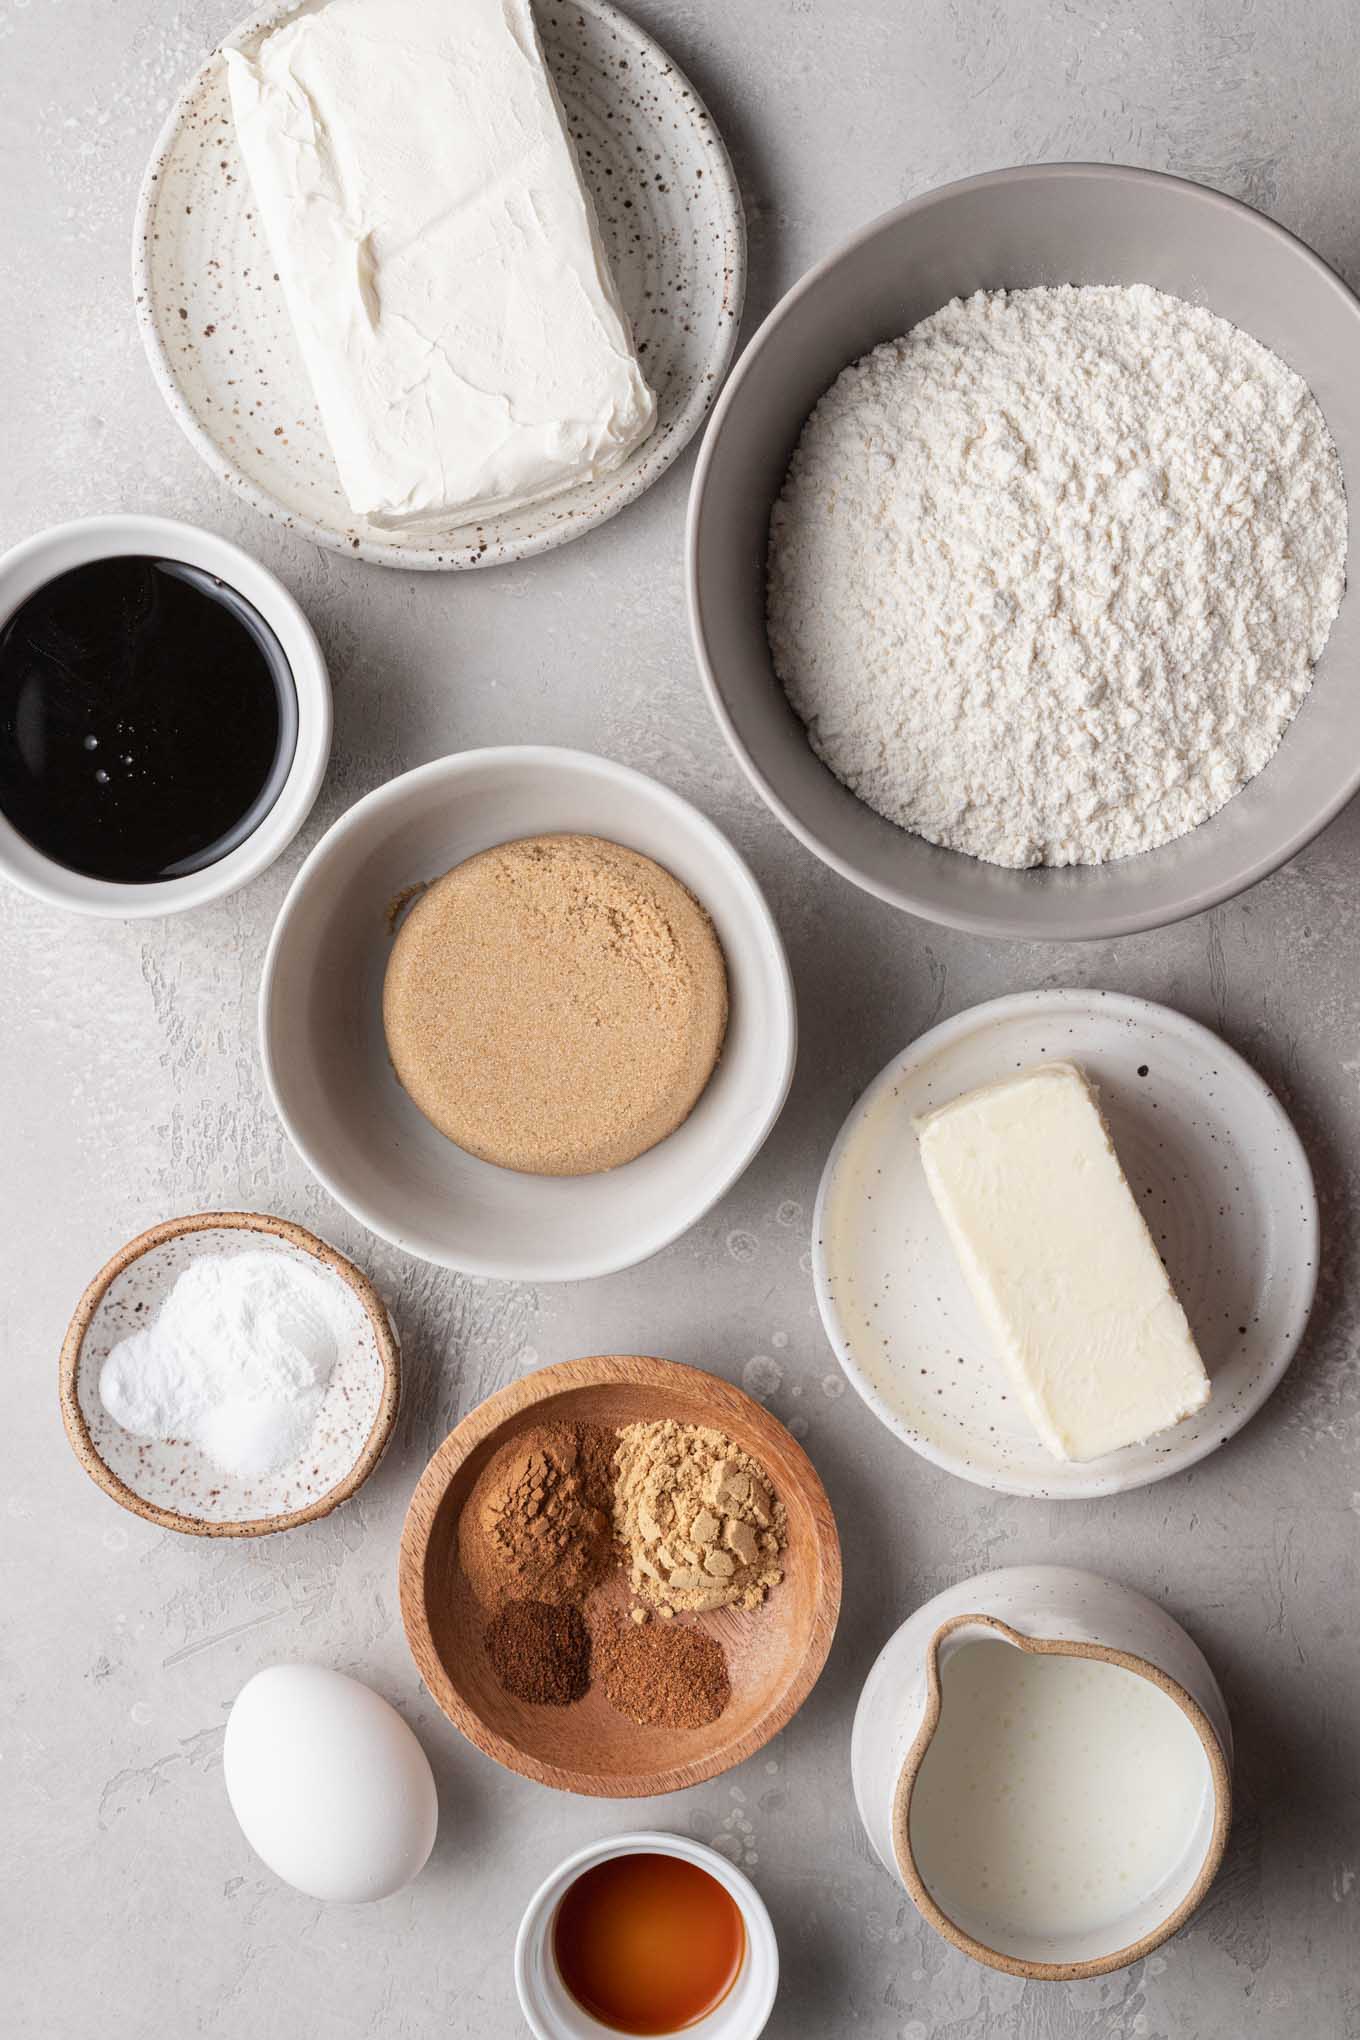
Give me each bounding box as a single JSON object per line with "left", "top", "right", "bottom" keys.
{"left": 226, "top": 0, "right": 656, "bottom": 527}
{"left": 915, "top": 1062, "right": 1210, "bottom": 1462}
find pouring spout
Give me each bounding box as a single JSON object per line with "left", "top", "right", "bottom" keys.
{"left": 891, "top": 1610, "right": 1232, "bottom": 1981}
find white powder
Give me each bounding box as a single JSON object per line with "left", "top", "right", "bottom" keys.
{"left": 99, "top": 1251, "right": 354, "bottom": 1479}
{"left": 768, "top": 284, "right": 1347, "bottom": 868}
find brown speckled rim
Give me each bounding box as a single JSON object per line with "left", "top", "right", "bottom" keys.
{"left": 59, "top": 1211, "right": 401, "bottom": 1539}
{"left": 891, "top": 1613, "right": 1232, "bottom": 1981}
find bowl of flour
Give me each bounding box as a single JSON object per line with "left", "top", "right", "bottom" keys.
{"left": 688, "top": 164, "right": 1360, "bottom": 938}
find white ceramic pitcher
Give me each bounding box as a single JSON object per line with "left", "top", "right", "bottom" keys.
{"left": 851, "top": 1565, "right": 1232, "bottom": 1979}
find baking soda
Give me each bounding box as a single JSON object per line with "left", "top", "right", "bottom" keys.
{"left": 99, "top": 1250, "right": 355, "bottom": 1478}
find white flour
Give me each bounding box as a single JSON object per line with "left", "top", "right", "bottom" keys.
{"left": 768, "top": 285, "right": 1347, "bottom": 868}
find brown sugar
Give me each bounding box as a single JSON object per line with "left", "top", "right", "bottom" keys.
{"left": 460, "top": 1422, "right": 617, "bottom": 1610}
{"left": 381, "top": 833, "right": 728, "bottom": 1176}
{"left": 591, "top": 1612, "right": 731, "bottom": 1728}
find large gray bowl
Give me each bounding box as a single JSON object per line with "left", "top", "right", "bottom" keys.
{"left": 687, "top": 164, "right": 1360, "bottom": 939}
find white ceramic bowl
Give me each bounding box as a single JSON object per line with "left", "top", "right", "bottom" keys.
{"left": 514, "top": 1832, "right": 779, "bottom": 2040}
{"left": 0, "top": 515, "right": 331, "bottom": 916}
{"left": 688, "top": 163, "right": 1360, "bottom": 939}
{"left": 260, "top": 748, "right": 795, "bottom": 1279}
{"left": 851, "top": 1566, "right": 1232, "bottom": 1980}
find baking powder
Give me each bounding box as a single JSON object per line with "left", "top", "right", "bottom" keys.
{"left": 99, "top": 1250, "right": 353, "bottom": 1479}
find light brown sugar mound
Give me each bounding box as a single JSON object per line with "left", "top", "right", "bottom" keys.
{"left": 382, "top": 833, "right": 728, "bottom": 1176}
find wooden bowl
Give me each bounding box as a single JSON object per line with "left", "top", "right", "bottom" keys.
{"left": 399, "top": 1355, "right": 841, "bottom": 1795}
{"left": 60, "top": 1212, "right": 401, "bottom": 1538}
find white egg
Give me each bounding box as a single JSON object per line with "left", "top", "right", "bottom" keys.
{"left": 224, "top": 1664, "right": 438, "bottom": 1902}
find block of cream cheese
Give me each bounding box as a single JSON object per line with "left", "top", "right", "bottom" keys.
{"left": 225, "top": 0, "right": 656, "bottom": 527}
{"left": 915, "top": 1062, "right": 1210, "bottom": 1461}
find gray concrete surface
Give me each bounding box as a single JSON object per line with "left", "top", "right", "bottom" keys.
{"left": 4, "top": 1, "right": 1358, "bottom": 2034}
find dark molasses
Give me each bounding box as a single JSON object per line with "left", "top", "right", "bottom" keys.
{"left": 0, "top": 555, "right": 298, "bottom": 883}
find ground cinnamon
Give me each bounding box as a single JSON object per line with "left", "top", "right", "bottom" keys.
{"left": 461, "top": 1421, "right": 617, "bottom": 1609}
{"left": 591, "top": 1613, "right": 731, "bottom": 1728}
{"left": 484, "top": 1599, "right": 591, "bottom": 1706}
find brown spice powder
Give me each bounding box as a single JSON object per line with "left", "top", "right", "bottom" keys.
{"left": 461, "top": 1422, "right": 617, "bottom": 1610}
{"left": 484, "top": 1600, "right": 591, "bottom": 1706}
{"left": 591, "top": 1613, "right": 731, "bottom": 1728}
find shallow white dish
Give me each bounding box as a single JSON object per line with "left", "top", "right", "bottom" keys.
{"left": 814, "top": 989, "right": 1317, "bottom": 1498}
{"left": 133, "top": 0, "right": 744, "bottom": 569}
{"left": 60, "top": 1212, "right": 399, "bottom": 1536}
{"left": 514, "top": 1831, "right": 778, "bottom": 2040}
{"left": 260, "top": 747, "right": 796, "bottom": 1280}
{"left": 0, "top": 516, "right": 330, "bottom": 918}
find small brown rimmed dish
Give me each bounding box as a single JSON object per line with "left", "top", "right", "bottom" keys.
{"left": 398, "top": 1354, "right": 841, "bottom": 1797}
{"left": 59, "top": 1211, "right": 400, "bottom": 1538}
{"left": 892, "top": 1613, "right": 1232, "bottom": 1981}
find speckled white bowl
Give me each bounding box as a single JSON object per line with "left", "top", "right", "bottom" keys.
{"left": 260, "top": 748, "right": 796, "bottom": 1280}
{"left": 133, "top": 0, "right": 745, "bottom": 568}
{"left": 60, "top": 1212, "right": 400, "bottom": 1536}
{"left": 814, "top": 989, "right": 1318, "bottom": 1498}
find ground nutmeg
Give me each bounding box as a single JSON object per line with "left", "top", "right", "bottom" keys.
{"left": 591, "top": 1612, "right": 731, "bottom": 1728}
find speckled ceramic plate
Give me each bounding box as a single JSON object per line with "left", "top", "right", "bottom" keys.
{"left": 59, "top": 1212, "right": 400, "bottom": 1535}
{"left": 813, "top": 991, "right": 1318, "bottom": 1499}
{"left": 132, "top": 0, "right": 745, "bottom": 568}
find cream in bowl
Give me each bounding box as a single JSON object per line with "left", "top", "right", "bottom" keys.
{"left": 852, "top": 1566, "right": 1231, "bottom": 1979}
{"left": 901, "top": 1626, "right": 1223, "bottom": 1972}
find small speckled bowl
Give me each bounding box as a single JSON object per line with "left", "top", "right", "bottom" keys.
{"left": 59, "top": 1212, "right": 400, "bottom": 1537}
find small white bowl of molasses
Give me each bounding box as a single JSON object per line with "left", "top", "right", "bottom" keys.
{"left": 0, "top": 514, "right": 330, "bottom": 916}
